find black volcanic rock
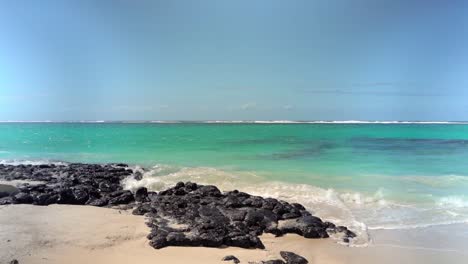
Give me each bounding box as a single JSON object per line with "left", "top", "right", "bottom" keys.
{"left": 280, "top": 251, "right": 308, "bottom": 264}
{"left": 262, "top": 260, "right": 286, "bottom": 264}
{"left": 0, "top": 163, "right": 134, "bottom": 207}
{"left": 0, "top": 184, "right": 19, "bottom": 198}
{"left": 133, "top": 171, "right": 143, "bottom": 181}
{"left": 0, "top": 163, "right": 356, "bottom": 250}
{"left": 13, "top": 192, "right": 34, "bottom": 204}
{"left": 134, "top": 187, "right": 148, "bottom": 202}
{"left": 222, "top": 255, "right": 240, "bottom": 263}
{"left": 108, "top": 190, "right": 134, "bottom": 205}
{"left": 137, "top": 181, "right": 352, "bottom": 249}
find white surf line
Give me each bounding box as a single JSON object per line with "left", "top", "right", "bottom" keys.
{"left": 1, "top": 120, "right": 468, "bottom": 124}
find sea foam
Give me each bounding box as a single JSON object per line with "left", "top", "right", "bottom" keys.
{"left": 0, "top": 159, "right": 69, "bottom": 166}
{"left": 122, "top": 163, "right": 468, "bottom": 246}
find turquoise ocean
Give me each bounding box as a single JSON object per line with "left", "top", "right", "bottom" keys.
{"left": 1, "top": 122, "right": 468, "bottom": 245}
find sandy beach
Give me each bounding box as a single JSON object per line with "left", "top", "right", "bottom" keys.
{"left": 1, "top": 204, "right": 466, "bottom": 264}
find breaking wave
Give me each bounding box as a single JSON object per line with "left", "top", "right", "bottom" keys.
{"left": 0, "top": 159, "right": 69, "bottom": 166}
{"left": 2, "top": 120, "right": 466, "bottom": 124}
{"left": 2, "top": 160, "right": 467, "bottom": 246}
{"left": 122, "top": 164, "right": 468, "bottom": 246}
{"left": 147, "top": 120, "right": 468, "bottom": 124}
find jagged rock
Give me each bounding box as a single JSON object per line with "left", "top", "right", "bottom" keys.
{"left": 280, "top": 251, "right": 308, "bottom": 264}
{"left": 132, "top": 203, "right": 155, "bottom": 215}
{"left": 0, "top": 196, "right": 14, "bottom": 205}
{"left": 222, "top": 255, "right": 240, "bottom": 263}
{"left": 133, "top": 171, "right": 143, "bottom": 181}
{"left": 134, "top": 187, "right": 148, "bottom": 202}
{"left": 277, "top": 215, "right": 329, "bottom": 238}
{"left": 13, "top": 192, "right": 33, "bottom": 204}
{"left": 72, "top": 187, "right": 89, "bottom": 204}
{"left": 10, "top": 259, "right": 19, "bottom": 264}
{"left": 86, "top": 197, "right": 109, "bottom": 207}
{"left": 108, "top": 190, "right": 134, "bottom": 205}
{"left": 0, "top": 184, "right": 19, "bottom": 198}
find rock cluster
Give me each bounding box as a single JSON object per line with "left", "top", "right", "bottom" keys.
{"left": 223, "top": 251, "right": 308, "bottom": 264}
{"left": 0, "top": 163, "right": 134, "bottom": 206}
{"left": 0, "top": 163, "right": 356, "bottom": 250}
{"left": 133, "top": 182, "right": 355, "bottom": 249}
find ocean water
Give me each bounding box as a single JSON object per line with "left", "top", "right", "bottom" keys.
{"left": 1, "top": 122, "right": 468, "bottom": 245}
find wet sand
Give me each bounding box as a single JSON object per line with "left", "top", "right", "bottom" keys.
{"left": 1, "top": 204, "right": 467, "bottom": 264}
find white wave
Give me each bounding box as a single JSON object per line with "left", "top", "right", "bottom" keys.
{"left": 0, "top": 120, "right": 53, "bottom": 123}
{"left": 122, "top": 164, "right": 375, "bottom": 246}
{"left": 122, "top": 163, "right": 468, "bottom": 245}
{"left": 150, "top": 121, "right": 182, "bottom": 123}
{"left": 437, "top": 196, "right": 468, "bottom": 208}
{"left": 77, "top": 120, "right": 106, "bottom": 123}
{"left": 206, "top": 120, "right": 466, "bottom": 124}
{"left": 1, "top": 120, "right": 467, "bottom": 124}
{"left": 300, "top": 120, "right": 466, "bottom": 124}
{"left": 148, "top": 120, "right": 468, "bottom": 124}
{"left": 0, "top": 159, "right": 68, "bottom": 166}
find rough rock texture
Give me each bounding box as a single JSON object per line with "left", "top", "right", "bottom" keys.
{"left": 0, "top": 163, "right": 134, "bottom": 207}
{"left": 222, "top": 255, "right": 240, "bottom": 263}
{"left": 247, "top": 251, "right": 308, "bottom": 264}
{"left": 280, "top": 251, "right": 308, "bottom": 264}
{"left": 0, "top": 163, "right": 356, "bottom": 250}
{"left": 261, "top": 260, "right": 285, "bottom": 264}
{"left": 0, "top": 184, "right": 19, "bottom": 198}
{"left": 136, "top": 182, "right": 355, "bottom": 249}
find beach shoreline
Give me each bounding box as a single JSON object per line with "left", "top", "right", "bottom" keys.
{"left": 1, "top": 204, "right": 467, "bottom": 264}
{"left": 1, "top": 162, "right": 467, "bottom": 263}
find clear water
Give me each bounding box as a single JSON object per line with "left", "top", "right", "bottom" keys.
{"left": 1, "top": 123, "right": 467, "bottom": 244}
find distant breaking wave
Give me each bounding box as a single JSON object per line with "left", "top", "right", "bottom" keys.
{"left": 1, "top": 120, "right": 466, "bottom": 124}
{"left": 2, "top": 159, "right": 468, "bottom": 246}
{"left": 187, "top": 120, "right": 468, "bottom": 124}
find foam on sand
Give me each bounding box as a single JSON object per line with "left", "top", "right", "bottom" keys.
{"left": 122, "top": 164, "right": 468, "bottom": 244}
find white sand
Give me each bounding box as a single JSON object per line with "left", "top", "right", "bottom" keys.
{"left": 1, "top": 204, "right": 467, "bottom": 264}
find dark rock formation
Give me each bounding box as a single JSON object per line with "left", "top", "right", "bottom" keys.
{"left": 135, "top": 182, "right": 355, "bottom": 249}
{"left": 252, "top": 251, "right": 309, "bottom": 264}
{"left": 280, "top": 251, "right": 308, "bottom": 264}
{"left": 0, "top": 163, "right": 356, "bottom": 251}
{"left": 222, "top": 255, "right": 240, "bottom": 263}
{"left": 262, "top": 260, "right": 286, "bottom": 264}
{"left": 0, "top": 184, "right": 19, "bottom": 198}
{"left": 0, "top": 163, "right": 134, "bottom": 207}
{"left": 134, "top": 187, "right": 149, "bottom": 202}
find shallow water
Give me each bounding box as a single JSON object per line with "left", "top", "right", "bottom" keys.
{"left": 1, "top": 122, "right": 468, "bottom": 245}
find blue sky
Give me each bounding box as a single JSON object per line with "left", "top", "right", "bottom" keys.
{"left": 0, "top": 0, "right": 467, "bottom": 121}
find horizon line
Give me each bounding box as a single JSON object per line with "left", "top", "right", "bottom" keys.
{"left": 1, "top": 120, "right": 468, "bottom": 124}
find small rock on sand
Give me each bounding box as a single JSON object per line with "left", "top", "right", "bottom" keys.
{"left": 222, "top": 255, "right": 240, "bottom": 263}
